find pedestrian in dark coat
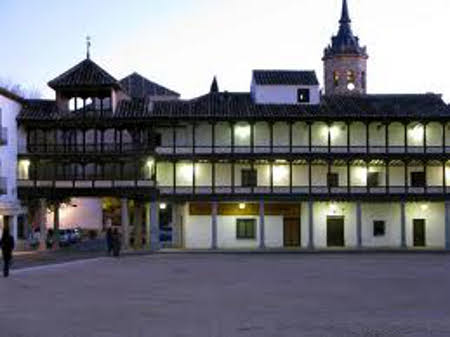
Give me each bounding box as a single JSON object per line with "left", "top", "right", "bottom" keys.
{"left": 111, "top": 228, "right": 121, "bottom": 257}
{"left": 1, "top": 226, "right": 15, "bottom": 278}
{"left": 106, "top": 227, "right": 113, "bottom": 256}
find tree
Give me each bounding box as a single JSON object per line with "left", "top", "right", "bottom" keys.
{"left": 0, "top": 78, "right": 42, "bottom": 99}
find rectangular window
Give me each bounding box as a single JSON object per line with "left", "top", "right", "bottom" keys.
{"left": 327, "top": 173, "right": 339, "bottom": 188}
{"left": 242, "top": 169, "right": 257, "bottom": 187}
{"left": 373, "top": 221, "right": 386, "bottom": 237}
{"left": 367, "top": 172, "right": 379, "bottom": 187}
{"left": 236, "top": 219, "right": 256, "bottom": 239}
{"left": 297, "top": 89, "right": 310, "bottom": 103}
{"left": 411, "top": 172, "right": 425, "bottom": 187}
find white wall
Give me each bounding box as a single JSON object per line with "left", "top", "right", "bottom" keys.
{"left": 361, "top": 203, "right": 401, "bottom": 247}
{"left": 251, "top": 83, "right": 320, "bottom": 105}
{"left": 312, "top": 202, "right": 357, "bottom": 248}
{"left": 405, "top": 202, "right": 445, "bottom": 248}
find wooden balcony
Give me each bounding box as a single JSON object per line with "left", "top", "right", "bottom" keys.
{"left": 157, "top": 185, "right": 447, "bottom": 197}
{"left": 18, "top": 179, "right": 155, "bottom": 191}
{"left": 25, "top": 143, "right": 153, "bottom": 155}
{"left": 155, "top": 145, "right": 448, "bottom": 156}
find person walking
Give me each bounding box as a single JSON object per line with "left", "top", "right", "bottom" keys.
{"left": 1, "top": 225, "right": 15, "bottom": 278}
{"left": 106, "top": 227, "right": 113, "bottom": 256}
{"left": 111, "top": 228, "right": 121, "bottom": 257}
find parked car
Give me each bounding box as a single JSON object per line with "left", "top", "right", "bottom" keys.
{"left": 73, "top": 228, "right": 82, "bottom": 242}
{"left": 58, "top": 230, "right": 71, "bottom": 247}
{"left": 66, "top": 229, "right": 79, "bottom": 244}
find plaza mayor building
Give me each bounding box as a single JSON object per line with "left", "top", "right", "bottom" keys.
{"left": 2, "top": 0, "right": 450, "bottom": 250}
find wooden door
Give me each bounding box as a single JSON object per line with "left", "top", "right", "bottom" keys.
{"left": 327, "top": 217, "right": 345, "bottom": 247}
{"left": 284, "top": 218, "right": 301, "bottom": 247}
{"left": 413, "top": 219, "right": 426, "bottom": 247}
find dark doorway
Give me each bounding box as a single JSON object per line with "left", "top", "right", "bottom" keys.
{"left": 413, "top": 219, "right": 426, "bottom": 247}
{"left": 327, "top": 216, "right": 345, "bottom": 247}
{"left": 284, "top": 218, "right": 301, "bottom": 247}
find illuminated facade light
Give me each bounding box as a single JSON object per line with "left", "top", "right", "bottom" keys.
{"left": 329, "top": 203, "right": 338, "bottom": 214}
{"left": 420, "top": 204, "right": 429, "bottom": 211}
{"left": 160, "top": 203, "right": 167, "bottom": 210}
{"left": 239, "top": 203, "right": 246, "bottom": 210}
{"left": 410, "top": 125, "right": 424, "bottom": 142}
{"left": 235, "top": 125, "right": 251, "bottom": 139}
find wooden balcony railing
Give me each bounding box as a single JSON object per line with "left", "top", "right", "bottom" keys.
{"left": 155, "top": 145, "right": 448, "bottom": 155}
{"left": 156, "top": 185, "right": 445, "bottom": 196}
{"left": 25, "top": 143, "right": 153, "bottom": 154}
{"left": 18, "top": 179, "right": 155, "bottom": 189}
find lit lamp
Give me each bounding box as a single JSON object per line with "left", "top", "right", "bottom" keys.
{"left": 239, "top": 203, "right": 246, "bottom": 210}
{"left": 160, "top": 203, "right": 167, "bottom": 210}
{"left": 420, "top": 204, "right": 429, "bottom": 211}
{"left": 329, "top": 203, "right": 338, "bottom": 214}
{"left": 235, "top": 125, "right": 251, "bottom": 139}
{"left": 410, "top": 125, "right": 424, "bottom": 142}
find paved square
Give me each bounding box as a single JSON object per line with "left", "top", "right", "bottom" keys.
{"left": 2, "top": 253, "right": 450, "bottom": 337}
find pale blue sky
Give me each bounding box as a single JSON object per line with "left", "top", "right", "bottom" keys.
{"left": 1, "top": 0, "right": 450, "bottom": 100}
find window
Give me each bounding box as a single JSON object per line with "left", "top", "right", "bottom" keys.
{"left": 297, "top": 89, "right": 310, "bottom": 103}
{"left": 327, "top": 173, "right": 339, "bottom": 188}
{"left": 242, "top": 169, "right": 257, "bottom": 187}
{"left": 411, "top": 172, "right": 425, "bottom": 187}
{"left": 236, "top": 219, "right": 256, "bottom": 239}
{"left": 333, "top": 71, "right": 339, "bottom": 87}
{"left": 367, "top": 172, "right": 379, "bottom": 187}
{"left": 373, "top": 221, "right": 386, "bottom": 237}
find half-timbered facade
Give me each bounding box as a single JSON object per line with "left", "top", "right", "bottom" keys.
{"left": 6, "top": 0, "right": 450, "bottom": 249}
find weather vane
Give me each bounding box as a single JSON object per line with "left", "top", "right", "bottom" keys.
{"left": 86, "top": 36, "right": 91, "bottom": 59}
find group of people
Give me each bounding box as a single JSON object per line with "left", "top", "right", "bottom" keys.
{"left": 106, "top": 227, "right": 121, "bottom": 257}
{"left": 1, "top": 225, "right": 15, "bottom": 278}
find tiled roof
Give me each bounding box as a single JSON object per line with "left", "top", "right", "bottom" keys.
{"left": 253, "top": 70, "right": 319, "bottom": 86}
{"left": 0, "top": 87, "right": 24, "bottom": 103}
{"left": 120, "top": 73, "right": 179, "bottom": 99}
{"left": 18, "top": 100, "right": 59, "bottom": 120}
{"left": 48, "top": 58, "right": 120, "bottom": 89}
{"left": 18, "top": 93, "right": 450, "bottom": 121}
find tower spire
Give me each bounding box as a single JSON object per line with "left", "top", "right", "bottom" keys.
{"left": 340, "top": 0, "right": 351, "bottom": 24}
{"left": 210, "top": 76, "right": 219, "bottom": 93}
{"left": 86, "top": 36, "right": 91, "bottom": 59}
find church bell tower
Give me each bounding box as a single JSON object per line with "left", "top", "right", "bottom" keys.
{"left": 323, "top": 0, "right": 368, "bottom": 96}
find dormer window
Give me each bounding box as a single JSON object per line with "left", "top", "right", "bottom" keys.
{"left": 297, "top": 89, "right": 310, "bottom": 103}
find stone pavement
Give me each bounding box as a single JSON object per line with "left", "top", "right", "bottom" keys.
{"left": 1, "top": 254, "right": 450, "bottom": 337}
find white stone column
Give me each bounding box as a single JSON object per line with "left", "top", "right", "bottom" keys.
{"left": 259, "top": 200, "right": 265, "bottom": 249}
{"left": 121, "top": 198, "right": 129, "bottom": 249}
{"left": 356, "top": 201, "right": 362, "bottom": 248}
{"left": 308, "top": 200, "right": 314, "bottom": 249}
{"left": 150, "top": 201, "right": 160, "bottom": 251}
{"left": 211, "top": 201, "right": 218, "bottom": 249}
{"left": 400, "top": 201, "right": 407, "bottom": 248}
{"left": 445, "top": 201, "right": 450, "bottom": 250}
